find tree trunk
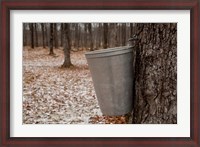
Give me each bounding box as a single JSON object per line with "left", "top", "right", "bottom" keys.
{"left": 74, "top": 23, "right": 80, "bottom": 49}
{"left": 54, "top": 23, "right": 58, "bottom": 48}
{"left": 23, "top": 24, "right": 27, "bottom": 46}
{"left": 97, "top": 23, "right": 102, "bottom": 49}
{"left": 60, "top": 23, "right": 64, "bottom": 47}
{"left": 88, "top": 23, "right": 93, "bottom": 51}
{"left": 84, "top": 24, "right": 88, "bottom": 49}
{"left": 30, "top": 23, "right": 34, "bottom": 49}
{"left": 49, "top": 23, "right": 54, "bottom": 55}
{"left": 103, "top": 23, "right": 108, "bottom": 49}
{"left": 45, "top": 23, "right": 48, "bottom": 47}
{"left": 62, "top": 23, "right": 72, "bottom": 68}
{"left": 133, "top": 23, "right": 177, "bottom": 124}
{"left": 122, "top": 23, "right": 126, "bottom": 46}
{"left": 41, "top": 23, "right": 45, "bottom": 48}
{"left": 130, "top": 23, "right": 134, "bottom": 37}
{"left": 34, "top": 23, "right": 38, "bottom": 47}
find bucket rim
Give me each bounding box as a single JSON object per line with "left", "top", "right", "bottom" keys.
{"left": 85, "top": 46, "right": 133, "bottom": 57}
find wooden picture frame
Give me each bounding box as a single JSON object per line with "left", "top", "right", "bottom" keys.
{"left": 1, "top": 0, "right": 199, "bottom": 146}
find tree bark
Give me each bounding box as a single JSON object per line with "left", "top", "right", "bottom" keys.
{"left": 88, "top": 23, "right": 94, "bottom": 51}
{"left": 122, "top": 23, "right": 126, "bottom": 46}
{"left": 34, "top": 23, "right": 38, "bottom": 47}
{"left": 49, "top": 23, "right": 54, "bottom": 55}
{"left": 84, "top": 24, "right": 88, "bottom": 49}
{"left": 30, "top": 23, "right": 34, "bottom": 49}
{"left": 74, "top": 23, "right": 80, "bottom": 49}
{"left": 23, "top": 24, "right": 27, "bottom": 46}
{"left": 133, "top": 23, "right": 177, "bottom": 124}
{"left": 41, "top": 23, "right": 45, "bottom": 48}
{"left": 60, "top": 23, "right": 64, "bottom": 47}
{"left": 54, "top": 23, "right": 58, "bottom": 48}
{"left": 103, "top": 23, "right": 108, "bottom": 49}
{"left": 62, "top": 23, "right": 72, "bottom": 68}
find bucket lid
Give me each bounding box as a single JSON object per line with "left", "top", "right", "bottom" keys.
{"left": 85, "top": 46, "right": 133, "bottom": 58}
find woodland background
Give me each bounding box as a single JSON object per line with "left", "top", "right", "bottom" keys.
{"left": 23, "top": 23, "right": 177, "bottom": 124}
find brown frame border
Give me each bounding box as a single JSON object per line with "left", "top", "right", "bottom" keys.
{"left": 1, "top": 0, "right": 199, "bottom": 146}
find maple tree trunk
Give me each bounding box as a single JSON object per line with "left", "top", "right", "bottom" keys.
{"left": 41, "top": 23, "right": 45, "bottom": 48}
{"left": 122, "top": 23, "right": 126, "bottom": 46}
{"left": 74, "top": 23, "right": 80, "bottom": 49}
{"left": 62, "top": 23, "right": 72, "bottom": 68}
{"left": 88, "top": 23, "right": 93, "bottom": 51}
{"left": 23, "top": 24, "right": 27, "bottom": 46}
{"left": 60, "top": 23, "right": 63, "bottom": 47}
{"left": 30, "top": 23, "right": 34, "bottom": 49}
{"left": 34, "top": 23, "right": 38, "bottom": 47}
{"left": 84, "top": 24, "right": 88, "bottom": 49}
{"left": 49, "top": 23, "right": 54, "bottom": 55}
{"left": 133, "top": 23, "right": 177, "bottom": 124}
{"left": 103, "top": 23, "right": 108, "bottom": 49}
{"left": 54, "top": 23, "right": 58, "bottom": 48}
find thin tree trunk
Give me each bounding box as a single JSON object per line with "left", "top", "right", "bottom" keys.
{"left": 88, "top": 23, "right": 93, "bottom": 51}
{"left": 130, "top": 23, "right": 134, "bottom": 37}
{"left": 133, "top": 23, "right": 177, "bottom": 124}
{"left": 84, "top": 24, "right": 88, "bottom": 49}
{"left": 103, "top": 23, "right": 108, "bottom": 49}
{"left": 49, "top": 23, "right": 54, "bottom": 55}
{"left": 41, "top": 23, "right": 45, "bottom": 48}
{"left": 122, "top": 23, "right": 126, "bottom": 46}
{"left": 23, "top": 24, "right": 27, "bottom": 46}
{"left": 54, "top": 23, "right": 58, "bottom": 48}
{"left": 97, "top": 23, "right": 102, "bottom": 49}
{"left": 30, "top": 23, "right": 34, "bottom": 49}
{"left": 34, "top": 23, "right": 38, "bottom": 47}
{"left": 60, "top": 23, "right": 63, "bottom": 47}
{"left": 62, "top": 23, "right": 72, "bottom": 68}
{"left": 75, "top": 23, "right": 80, "bottom": 49}
{"left": 45, "top": 23, "right": 48, "bottom": 47}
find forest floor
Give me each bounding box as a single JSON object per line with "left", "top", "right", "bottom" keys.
{"left": 23, "top": 46, "right": 132, "bottom": 124}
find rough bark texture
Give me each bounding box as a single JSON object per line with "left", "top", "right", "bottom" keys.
{"left": 41, "top": 23, "right": 45, "bottom": 48}
{"left": 103, "top": 23, "right": 108, "bottom": 49}
{"left": 60, "top": 23, "right": 64, "bottom": 47}
{"left": 49, "top": 23, "right": 54, "bottom": 55}
{"left": 54, "top": 23, "right": 58, "bottom": 48}
{"left": 122, "top": 23, "right": 126, "bottom": 46}
{"left": 133, "top": 23, "right": 177, "bottom": 124}
{"left": 62, "top": 23, "right": 72, "bottom": 68}
{"left": 34, "top": 23, "right": 38, "bottom": 47}
{"left": 88, "top": 23, "right": 93, "bottom": 51}
{"left": 30, "top": 23, "right": 34, "bottom": 49}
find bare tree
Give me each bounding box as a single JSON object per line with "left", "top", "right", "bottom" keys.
{"left": 30, "top": 23, "right": 34, "bottom": 49}
{"left": 88, "top": 23, "right": 93, "bottom": 51}
{"left": 121, "top": 23, "right": 126, "bottom": 46}
{"left": 34, "top": 23, "right": 38, "bottom": 47}
{"left": 103, "top": 23, "right": 108, "bottom": 49}
{"left": 62, "top": 23, "right": 72, "bottom": 68}
{"left": 84, "top": 24, "right": 88, "bottom": 49}
{"left": 41, "top": 23, "right": 45, "bottom": 48}
{"left": 54, "top": 23, "right": 58, "bottom": 48}
{"left": 49, "top": 23, "right": 54, "bottom": 55}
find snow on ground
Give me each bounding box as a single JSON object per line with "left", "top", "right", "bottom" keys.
{"left": 23, "top": 47, "right": 131, "bottom": 124}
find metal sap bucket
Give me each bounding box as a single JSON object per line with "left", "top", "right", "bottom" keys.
{"left": 85, "top": 46, "right": 134, "bottom": 116}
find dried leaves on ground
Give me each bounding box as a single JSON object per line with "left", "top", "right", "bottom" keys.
{"left": 23, "top": 47, "right": 131, "bottom": 124}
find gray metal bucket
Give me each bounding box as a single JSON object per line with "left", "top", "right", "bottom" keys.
{"left": 85, "top": 46, "right": 134, "bottom": 116}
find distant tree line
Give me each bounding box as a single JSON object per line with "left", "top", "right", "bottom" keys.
{"left": 23, "top": 23, "right": 135, "bottom": 50}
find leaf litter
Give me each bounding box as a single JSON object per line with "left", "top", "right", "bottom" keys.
{"left": 23, "top": 47, "right": 131, "bottom": 124}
